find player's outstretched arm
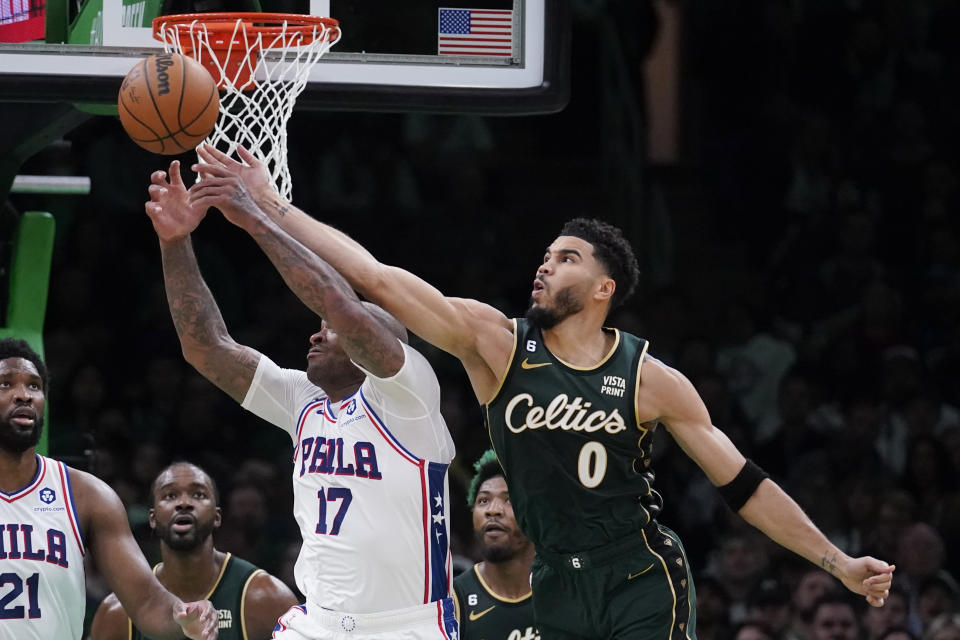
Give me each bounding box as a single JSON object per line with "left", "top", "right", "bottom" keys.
{"left": 145, "top": 163, "right": 262, "bottom": 402}
{"left": 242, "top": 572, "right": 300, "bottom": 640}
{"left": 640, "top": 357, "right": 895, "bottom": 608}
{"left": 181, "top": 163, "right": 404, "bottom": 376}
{"left": 189, "top": 145, "right": 515, "bottom": 398}
{"left": 189, "top": 145, "right": 511, "bottom": 361}
{"left": 73, "top": 471, "right": 219, "bottom": 640}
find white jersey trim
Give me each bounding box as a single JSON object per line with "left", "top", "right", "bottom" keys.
{"left": 54, "top": 460, "right": 85, "bottom": 555}
{"left": 0, "top": 454, "right": 47, "bottom": 503}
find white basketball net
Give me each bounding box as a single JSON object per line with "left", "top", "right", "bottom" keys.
{"left": 156, "top": 16, "right": 340, "bottom": 201}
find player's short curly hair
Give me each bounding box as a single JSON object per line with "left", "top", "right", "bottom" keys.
{"left": 560, "top": 218, "right": 640, "bottom": 310}
{"left": 0, "top": 338, "right": 49, "bottom": 391}
{"left": 466, "top": 449, "right": 505, "bottom": 507}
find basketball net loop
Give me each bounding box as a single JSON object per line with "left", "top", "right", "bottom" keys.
{"left": 154, "top": 13, "right": 341, "bottom": 201}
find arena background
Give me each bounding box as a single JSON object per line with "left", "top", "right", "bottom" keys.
{"left": 5, "top": 1, "right": 960, "bottom": 638}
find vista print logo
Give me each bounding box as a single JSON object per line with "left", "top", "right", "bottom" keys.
{"left": 40, "top": 488, "right": 56, "bottom": 504}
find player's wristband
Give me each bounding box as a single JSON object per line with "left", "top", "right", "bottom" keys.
{"left": 717, "top": 459, "right": 769, "bottom": 511}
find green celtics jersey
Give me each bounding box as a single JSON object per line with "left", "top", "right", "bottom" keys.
{"left": 454, "top": 565, "right": 538, "bottom": 640}
{"left": 130, "top": 553, "right": 261, "bottom": 640}
{"left": 484, "top": 318, "right": 658, "bottom": 554}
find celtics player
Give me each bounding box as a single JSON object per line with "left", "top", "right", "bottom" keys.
{"left": 190, "top": 145, "right": 896, "bottom": 640}
{"left": 90, "top": 462, "right": 297, "bottom": 640}
{"left": 454, "top": 450, "right": 537, "bottom": 640}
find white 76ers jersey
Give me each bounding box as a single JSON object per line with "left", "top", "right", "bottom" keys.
{"left": 242, "top": 342, "right": 456, "bottom": 613}
{"left": 0, "top": 455, "right": 86, "bottom": 640}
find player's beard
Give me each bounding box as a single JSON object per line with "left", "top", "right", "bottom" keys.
{"left": 478, "top": 536, "right": 518, "bottom": 564}
{"left": 155, "top": 517, "right": 217, "bottom": 552}
{"left": 0, "top": 413, "right": 43, "bottom": 454}
{"left": 475, "top": 526, "right": 527, "bottom": 564}
{"left": 526, "top": 285, "right": 584, "bottom": 330}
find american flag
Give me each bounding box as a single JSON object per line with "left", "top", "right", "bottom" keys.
{"left": 438, "top": 8, "right": 513, "bottom": 57}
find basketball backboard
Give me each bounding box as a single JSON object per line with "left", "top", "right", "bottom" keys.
{"left": 0, "top": 0, "right": 569, "bottom": 114}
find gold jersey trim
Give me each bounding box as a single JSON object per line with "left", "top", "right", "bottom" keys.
{"left": 205, "top": 552, "right": 232, "bottom": 600}
{"left": 552, "top": 328, "right": 621, "bottom": 371}
{"left": 658, "top": 525, "right": 695, "bottom": 640}
{"left": 640, "top": 528, "right": 677, "bottom": 640}
{"left": 486, "top": 318, "right": 520, "bottom": 407}
{"left": 633, "top": 338, "right": 651, "bottom": 435}
{"left": 238, "top": 568, "right": 264, "bottom": 640}
{"left": 472, "top": 564, "right": 532, "bottom": 604}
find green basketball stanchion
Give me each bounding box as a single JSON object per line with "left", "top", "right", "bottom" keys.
{"left": 0, "top": 211, "right": 56, "bottom": 455}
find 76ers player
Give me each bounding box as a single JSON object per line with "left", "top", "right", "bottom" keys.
{"left": 146, "top": 160, "right": 458, "bottom": 640}
{"left": 0, "top": 338, "right": 218, "bottom": 640}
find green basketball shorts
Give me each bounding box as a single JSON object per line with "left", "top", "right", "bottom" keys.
{"left": 530, "top": 522, "right": 696, "bottom": 640}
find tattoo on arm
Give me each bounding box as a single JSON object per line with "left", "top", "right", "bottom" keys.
{"left": 161, "top": 239, "right": 258, "bottom": 400}
{"left": 265, "top": 199, "right": 290, "bottom": 218}
{"left": 820, "top": 550, "right": 840, "bottom": 575}
{"left": 249, "top": 221, "right": 403, "bottom": 374}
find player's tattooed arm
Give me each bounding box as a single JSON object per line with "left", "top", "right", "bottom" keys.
{"left": 160, "top": 237, "right": 261, "bottom": 402}
{"left": 246, "top": 216, "right": 405, "bottom": 378}
{"left": 266, "top": 199, "right": 291, "bottom": 218}
{"left": 820, "top": 550, "right": 840, "bottom": 575}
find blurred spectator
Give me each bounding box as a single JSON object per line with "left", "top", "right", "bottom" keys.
{"left": 835, "top": 472, "right": 883, "bottom": 557}
{"left": 214, "top": 482, "right": 281, "bottom": 573}
{"left": 746, "top": 577, "right": 796, "bottom": 640}
{"left": 863, "top": 586, "right": 910, "bottom": 640}
{"left": 791, "top": 569, "right": 844, "bottom": 640}
{"left": 896, "top": 523, "right": 955, "bottom": 632}
{"left": 810, "top": 594, "right": 862, "bottom": 640}
{"left": 733, "top": 620, "right": 778, "bottom": 640}
{"left": 716, "top": 301, "right": 797, "bottom": 442}
{"left": 881, "top": 629, "right": 918, "bottom": 640}
{"left": 925, "top": 614, "right": 960, "bottom": 640}
{"left": 917, "top": 576, "right": 960, "bottom": 633}
{"left": 900, "top": 435, "right": 959, "bottom": 527}
{"left": 753, "top": 367, "right": 831, "bottom": 483}
{"left": 707, "top": 532, "right": 770, "bottom": 624}
{"left": 866, "top": 490, "right": 918, "bottom": 562}
{"left": 694, "top": 575, "right": 733, "bottom": 640}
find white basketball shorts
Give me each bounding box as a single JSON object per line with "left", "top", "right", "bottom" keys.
{"left": 273, "top": 598, "right": 458, "bottom": 640}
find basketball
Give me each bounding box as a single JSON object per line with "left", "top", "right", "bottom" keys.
{"left": 117, "top": 53, "right": 220, "bottom": 155}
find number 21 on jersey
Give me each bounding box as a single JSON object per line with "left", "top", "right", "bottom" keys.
{"left": 0, "top": 573, "right": 41, "bottom": 619}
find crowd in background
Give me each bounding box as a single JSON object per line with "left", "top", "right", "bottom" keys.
{"left": 5, "top": 1, "right": 960, "bottom": 639}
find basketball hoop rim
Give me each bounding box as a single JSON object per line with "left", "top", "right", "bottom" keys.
{"left": 152, "top": 12, "right": 340, "bottom": 48}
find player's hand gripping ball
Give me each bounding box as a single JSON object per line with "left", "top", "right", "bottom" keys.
{"left": 118, "top": 53, "right": 220, "bottom": 155}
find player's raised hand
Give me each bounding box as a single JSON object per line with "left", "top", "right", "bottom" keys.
{"left": 144, "top": 160, "right": 207, "bottom": 244}
{"left": 838, "top": 557, "right": 895, "bottom": 607}
{"left": 188, "top": 156, "right": 267, "bottom": 231}
{"left": 196, "top": 143, "right": 275, "bottom": 202}
{"left": 173, "top": 599, "right": 219, "bottom": 640}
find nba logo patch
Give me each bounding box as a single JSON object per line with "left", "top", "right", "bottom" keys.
{"left": 344, "top": 399, "right": 357, "bottom": 415}
{"left": 40, "top": 488, "right": 56, "bottom": 504}
{"left": 526, "top": 340, "right": 537, "bottom": 352}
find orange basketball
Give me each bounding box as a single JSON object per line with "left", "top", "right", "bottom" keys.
{"left": 118, "top": 53, "right": 220, "bottom": 155}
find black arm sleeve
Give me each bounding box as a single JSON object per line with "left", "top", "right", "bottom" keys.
{"left": 717, "top": 459, "right": 769, "bottom": 511}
